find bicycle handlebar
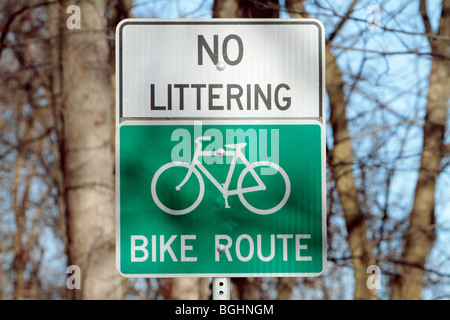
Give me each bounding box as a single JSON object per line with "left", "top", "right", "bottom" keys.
{"left": 195, "top": 136, "right": 212, "bottom": 144}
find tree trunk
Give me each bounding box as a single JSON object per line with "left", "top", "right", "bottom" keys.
{"left": 277, "top": 277, "right": 295, "bottom": 300}
{"left": 61, "top": 0, "right": 124, "bottom": 299}
{"left": 325, "top": 46, "right": 376, "bottom": 300}
{"left": 391, "top": 0, "right": 449, "bottom": 300}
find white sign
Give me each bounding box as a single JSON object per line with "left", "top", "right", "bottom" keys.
{"left": 117, "top": 19, "right": 324, "bottom": 121}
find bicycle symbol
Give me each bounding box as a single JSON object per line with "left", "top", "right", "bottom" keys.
{"left": 151, "top": 136, "right": 291, "bottom": 215}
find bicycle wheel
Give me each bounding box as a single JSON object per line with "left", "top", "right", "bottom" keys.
{"left": 151, "top": 162, "right": 204, "bottom": 215}
{"left": 237, "top": 161, "right": 290, "bottom": 215}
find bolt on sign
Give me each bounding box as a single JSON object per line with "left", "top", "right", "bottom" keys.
{"left": 116, "top": 19, "right": 326, "bottom": 277}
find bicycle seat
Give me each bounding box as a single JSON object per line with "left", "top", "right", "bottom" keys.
{"left": 224, "top": 143, "right": 247, "bottom": 150}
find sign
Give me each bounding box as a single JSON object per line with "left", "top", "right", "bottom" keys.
{"left": 116, "top": 19, "right": 326, "bottom": 277}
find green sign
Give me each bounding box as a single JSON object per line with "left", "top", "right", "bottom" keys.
{"left": 117, "top": 122, "right": 325, "bottom": 277}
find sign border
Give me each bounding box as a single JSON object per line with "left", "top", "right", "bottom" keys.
{"left": 116, "top": 18, "right": 326, "bottom": 278}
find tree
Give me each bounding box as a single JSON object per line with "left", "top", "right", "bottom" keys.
{"left": 390, "top": 0, "right": 449, "bottom": 299}
{"left": 0, "top": 0, "right": 63, "bottom": 299}
{"left": 0, "top": 0, "right": 449, "bottom": 300}
{"left": 56, "top": 0, "right": 125, "bottom": 299}
{"left": 0, "top": 0, "right": 132, "bottom": 300}
{"left": 44, "top": 1, "right": 123, "bottom": 299}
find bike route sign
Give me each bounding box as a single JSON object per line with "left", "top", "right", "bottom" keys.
{"left": 116, "top": 19, "right": 326, "bottom": 277}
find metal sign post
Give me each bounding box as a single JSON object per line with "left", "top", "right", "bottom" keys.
{"left": 212, "top": 277, "right": 231, "bottom": 300}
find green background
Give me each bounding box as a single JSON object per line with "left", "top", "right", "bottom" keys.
{"left": 118, "top": 123, "right": 324, "bottom": 276}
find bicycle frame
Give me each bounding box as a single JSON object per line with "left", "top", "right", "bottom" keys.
{"left": 176, "top": 136, "right": 266, "bottom": 207}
